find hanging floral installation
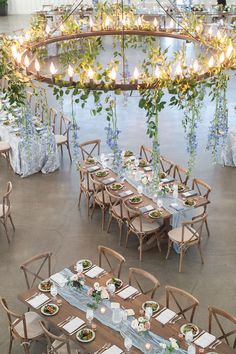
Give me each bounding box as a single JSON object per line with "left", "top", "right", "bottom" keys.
{"left": 0, "top": 2, "right": 236, "bottom": 173}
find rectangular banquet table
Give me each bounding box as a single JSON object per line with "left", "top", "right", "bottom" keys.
{"left": 18, "top": 263, "right": 235, "bottom": 354}
{"left": 82, "top": 155, "right": 209, "bottom": 229}
{"left": 0, "top": 112, "right": 60, "bottom": 177}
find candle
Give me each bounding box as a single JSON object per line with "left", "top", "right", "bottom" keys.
{"left": 11, "top": 45, "right": 17, "bottom": 60}
{"left": 68, "top": 64, "right": 74, "bottom": 84}
{"left": 208, "top": 56, "right": 215, "bottom": 68}
{"left": 219, "top": 52, "right": 225, "bottom": 65}
{"left": 153, "top": 17, "right": 158, "bottom": 30}
{"left": 137, "top": 16, "right": 142, "bottom": 28}
{"left": 100, "top": 306, "right": 106, "bottom": 314}
{"left": 105, "top": 16, "right": 110, "bottom": 30}
{"left": 35, "top": 59, "right": 40, "bottom": 77}
{"left": 89, "top": 17, "right": 94, "bottom": 31}
{"left": 193, "top": 59, "right": 199, "bottom": 73}
{"left": 60, "top": 24, "right": 64, "bottom": 34}
{"left": 45, "top": 24, "right": 51, "bottom": 36}
{"left": 208, "top": 26, "right": 213, "bottom": 38}
{"left": 109, "top": 68, "right": 117, "bottom": 81}
{"left": 155, "top": 65, "right": 161, "bottom": 79}
{"left": 16, "top": 52, "right": 22, "bottom": 66}
{"left": 50, "top": 62, "right": 57, "bottom": 83}
{"left": 24, "top": 55, "right": 30, "bottom": 74}
{"left": 226, "top": 43, "right": 233, "bottom": 59}
{"left": 145, "top": 343, "right": 152, "bottom": 351}
{"left": 133, "top": 67, "right": 139, "bottom": 84}
{"left": 175, "top": 62, "right": 182, "bottom": 77}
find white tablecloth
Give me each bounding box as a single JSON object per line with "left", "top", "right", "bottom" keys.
{"left": 0, "top": 119, "right": 60, "bottom": 177}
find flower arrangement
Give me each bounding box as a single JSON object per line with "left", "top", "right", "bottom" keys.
{"left": 68, "top": 272, "right": 85, "bottom": 290}
{"left": 160, "top": 338, "right": 179, "bottom": 353}
{"left": 87, "top": 282, "right": 109, "bottom": 309}
{"left": 159, "top": 184, "right": 171, "bottom": 196}
{"left": 131, "top": 316, "right": 151, "bottom": 334}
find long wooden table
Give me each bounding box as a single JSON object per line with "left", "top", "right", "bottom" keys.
{"left": 18, "top": 265, "right": 235, "bottom": 354}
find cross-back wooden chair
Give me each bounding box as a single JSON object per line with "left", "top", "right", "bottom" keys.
{"left": 79, "top": 139, "right": 101, "bottom": 161}
{"left": 90, "top": 173, "right": 109, "bottom": 230}
{"left": 129, "top": 267, "right": 160, "bottom": 299}
{"left": 0, "top": 181, "right": 15, "bottom": 244}
{"left": 0, "top": 141, "right": 11, "bottom": 162}
{"left": 173, "top": 164, "right": 189, "bottom": 186}
{"left": 0, "top": 297, "right": 44, "bottom": 354}
{"left": 192, "top": 178, "right": 211, "bottom": 237}
{"left": 40, "top": 320, "right": 78, "bottom": 354}
{"left": 105, "top": 186, "right": 127, "bottom": 245}
{"left": 98, "top": 245, "right": 125, "bottom": 278}
{"left": 160, "top": 155, "right": 174, "bottom": 175}
{"left": 20, "top": 252, "right": 52, "bottom": 290}
{"left": 208, "top": 306, "right": 236, "bottom": 348}
{"left": 123, "top": 200, "right": 164, "bottom": 261}
{"left": 166, "top": 214, "right": 207, "bottom": 272}
{"left": 139, "top": 145, "right": 152, "bottom": 163}
{"left": 54, "top": 113, "right": 72, "bottom": 162}
{"left": 165, "top": 286, "right": 199, "bottom": 323}
{"left": 78, "top": 165, "right": 94, "bottom": 216}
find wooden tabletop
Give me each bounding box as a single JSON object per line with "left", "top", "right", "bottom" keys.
{"left": 18, "top": 266, "right": 234, "bottom": 354}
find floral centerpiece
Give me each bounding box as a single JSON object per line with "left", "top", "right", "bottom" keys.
{"left": 68, "top": 272, "right": 85, "bottom": 290}
{"left": 87, "top": 282, "right": 109, "bottom": 309}
{"left": 159, "top": 183, "right": 171, "bottom": 196}
{"left": 131, "top": 316, "right": 151, "bottom": 334}
{"left": 160, "top": 338, "right": 179, "bottom": 354}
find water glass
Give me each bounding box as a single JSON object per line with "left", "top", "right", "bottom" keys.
{"left": 157, "top": 198, "right": 163, "bottom": 209}
{"left": 185, "top": 330, "right": 194, "bottom": 344}
{"left": 112, "top": 308, "right": 123, "bottom": 325}
{"left": 137, "top": 185, "right": 143, "bottom": 195}
{"left": 124, "top": 336, "right": 133, "bottom": 353}
{"left": 107, "top": 283, "right": 116, "bottom": 297}
{"left": 75, "top": 261, "right": 83, "bottom": 274}
{"left": 86, "top": 308, "right": 94, "bottom": 326}
{"left": 145, "top": 306, "right": 153, "bottom": 320}
{"left": 50, "top": 284, "right": 58, "bottom": 300}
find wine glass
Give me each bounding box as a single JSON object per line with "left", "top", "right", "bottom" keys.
{"left": 185, "top": 330, "right": 194, "bottom": 345}
{"left": 86, "top": 308, "right": 94, "bottom": 327}
{"left": 124, "top": 336, "right": 133, "bottom": 353}
{"left": 75, "top": 261, "right": 83, "bottom": 274}
{"left": 112, "top": 308, "right": 123, "bottom": 325}
{"left": 145, "top": 306, "right": 153, "bottom": 320}
{"left": 50, "top": 283, "right": 58, "bottom": 300}
{"left": 157, "top": 198, "right": 163, "bottom": 209}
{"left": 137, "top": 185, "right": 143, "bottom": 195}
{"left": 107, "top": 283, "right": 116, "bottom": 297}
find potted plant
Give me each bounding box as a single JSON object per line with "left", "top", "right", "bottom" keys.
{"left": 0, "top": 0, "right": 8, "bottom": 16}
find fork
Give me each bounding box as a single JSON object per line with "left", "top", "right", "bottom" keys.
{"left": 25, "top": 292, "right": 39, "bottom": 302}
{"left": 194, "top": 330, "right": 205, "bottom": 341}
{"left": 212, "top": 340, "right": 222, "bottom": 350}
{"left": 152, "top": 307, "right": 166, "bottom": 318}
{"left": 95, "top": 342, "right": 111, "bottom": 354}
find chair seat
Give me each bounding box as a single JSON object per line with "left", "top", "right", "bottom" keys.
{"left": 0, "top": 204, "right": 8, "bottom": 218}
{"left": 131, "top": 217, "right": 161, "bottom": 233}
{"left": 96, "top": 191, "right": 109, "bottom": 205}
{"left": 14, "top": 311, "right": 44, "bottom": 339}
{"left": 55, "top": 135, "right": 67, "bottom": 145}
{"left": 193, "top": 206, "right": 205, "bottom": 217}
{"left": 112, "top": 204, "right": 128, "bottom": 219}
{"left": 168, "top": 226, "right": 199, "bottom": 243}
{"left": 81, "top": 178, "right": 93, "bottom": 192}
{"left": 52, "top": 335, "right": 78, "bottom": 354}
{"left": 0, "top": 141, "right": 10, "bottom": 152}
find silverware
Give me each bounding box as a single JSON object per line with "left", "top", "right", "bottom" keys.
{"left": 25, "top": 292, "right": 39, "bottom": 302}
{"left": 98, "top": 271, "right": 108, "bottom": 279}
{"left": 60, "top": 316, "right": 75, "bottom": 328}
{"left": 58, "top": 316, "right": 71, "bottom": 327}
{"left": 94, "top": 342, "right": 111, "bottom": 354}
{"left": 115, "top": 284, "right": 129, "bottom": 294}
{"left": 37, "top": 298, "right": 52, "bottom": 309}
{"left": 213, "top": 340, "right": 222, "bottom": 349}
{"left": 194, "top": 330, "right": 205, "bottom": 341}
{"left": 152, "top": 307, "right": 166, "bottom": 318}
{"left": 171, "top": 316, "right": 182, "bottom": 324}
{"left": 69, "top": 323, "right": 86, "bottom": 336}
{"left": 209, "top": 339, "right": 220, "bottom": 349}
{"left": 130, "top": 292, "right": 141, "bottom": 300}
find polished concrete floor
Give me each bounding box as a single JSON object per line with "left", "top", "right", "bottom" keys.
{"left": 0, "top": 15, "right": 236, "bottom": 354}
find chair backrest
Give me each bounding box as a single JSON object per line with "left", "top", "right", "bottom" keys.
{"left": 123, "top": 200, "right": 145, "bottom": 233}
{"left": 181, "top": 214, "right": 207, "bottom": 244}
{"left": 60, "top": 114, "right": 71, "bottom": 137}
{"left": 49, "top": 107, "right": 57, "bottom": 133}
{"left": 192, "top": 178, "right": 211, "bottom": 200}
{"left": 139, "top": 145, "right": 152, "bottom": 163}
{"left": 129, "top": 267, "right": 160, "bottom": 299}
{"left": 98, "top": 245, "right": 125, "bottom": 278}
{"left": 89, "top": 173, "right": 107, "bottom": 204}
{"left": 0, "top": 297, "right": 27, "bottom": 341}
{"left": 40, "top": 320, "right": 72, "bottom": 354}
{"left": 79, "top": 139, "right": 101, "bottom": 161}
{"left": 208, "top": 306, "right": 236, "bottom": 348}
{"left": 160, "top": 155, "right": 174, "bottom": 175}
{"left": 165, "top": 286, "right": 199, "bottom": 322}
{"left": 105, "top": 186, "right": 125, "bottom": 219}
{"left": 20, "top": 252, "right": 52, "bottom": 290}
{"left": 173, "top": 164, "right": 189, "bottom": 185}
{"left": 2, "top": 181, "right": 13, "bottom": 218}
{"left": 79, "top": 165, "right": 92, "bottom": 192}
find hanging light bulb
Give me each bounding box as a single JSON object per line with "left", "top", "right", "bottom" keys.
{"left": 219, "top": 52, "right": 225, "bottom": 65}
{"left": 19, "top": 36, "right": 24, "bottom": 45}
{"left": 153, "top": 17, "right": 158, "bottom": 29}
{"left": 226, "top": 43, "right": 233, "bottom": 59}
{"left": 193, "top": 59, "right": 199, "bottom": 73}
{"left": 11, "top": 45, "right": 18, "bottom": 60}
{"left": 87, "top": 67, "right": 95, "bottom": 81}
{"left": 50, "top": 62, "right": 57, "bottom": 75}
{"left": 169, "top": 19, "right": 175, "bottom": 30}
{"left": 60, "top": 24, "right": 64, "bottom": 32}
{"left": 196, "top": 25, "right": 200, "bottom": 33}
{"left": 208, "top": 56, "right": 215, "bottom": 68}
{"left": 133, "top": 67, "right": 140, "bottom": 82}
{"left": 208, "top": 26, "right": 213, "bottom": 38}
{"left": 137, "top": 16, "right": 142, "bottom": 27}
{"left": 89, "top": 17, "right": 94, "bottom": 31}
{"left": 25, "top": 32, "right": 30, "bottom": 42}
{"left": 105, "top": 16, "right": 110, "bottom": 29}
{"left": 155, "top": 65, "right": 161, "bottom": 78}
{"left": 68, "top": 64, "right": 74, "bottom": 83}
{"left": 24, "top": 55, "right": 30, "bottom": 74}
{"left": 109, "top": 68, "right": 117, "bottom": 81}
{"left": 216, "top": 30, "right": 222, "bottom": 41}
{"left": 16, "top": 52, "right": 22, "bottom": 65}
{"left": 175, "top": 62, "right": 182, "bottom": 77}
{"left": 35, "top": 59, "right": 40, "bottom": 75}
{"left": 45, "top": 24, "right": 51, "bottom": 36}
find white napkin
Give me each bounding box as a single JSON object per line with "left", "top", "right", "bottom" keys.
{"left": 85, "top": 266, "right": 104, "bottom": 278}
{"left": 27, "top": 293, "right": 49, "bottom": 308}
{"left": 103, "top": 345, "right": 123, "bottom": 354}
{"left": 170, "top": 203, "right": 184, "bottom": 211}
{"left": 87, "top": 165, "right": 100, "bottom": 172}
{"left": 139, "top": 205, "right": 154, "bottom": 213}
{"left": 102, "top": 177, "right": 116, "bottom": 185}
{"left": 182, "top": 190, "right": 198, "bottom": 198}
{"left": 144, "top": 167, "right": 152, "bottom": 172}
{"left": 194, "top": 332, "right": 216, "bottom": 348}
{"left": 119, "top": 190, "right": 133, "bottom": 198}
{"left": 50, "top": 273, "right": 67, "bottom": 287}
{"left": 117, "top": 286, "right": 138, "bottom": 299}
{"left": 63, "top": 317, "right": 85, "bottom": 334}
{"left": 155, "top": 309, "right": 176, "bottom": 325}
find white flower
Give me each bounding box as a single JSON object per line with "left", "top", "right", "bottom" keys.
{"left": 169, "top": 338, "right": 179, "bottom": 349}
{"left": 138, "top": 316, "right": 146, "bottom": 323}
{"left": 131, "top": 319, "right": 139, "bottom": 330}
{"left": 160, "top": 343, "right": 167, "bottom": 349}
{"left": 80, "top": 280, "right": 85, "bottom": 286}
{"left": 94, "top": 282, "right": 100, "bottom": 291}
{"left": 138, "top": 323, "right": 145, "bottom": 332}
{"left": 101, "top": 287, "right": 109, "bottom": 299}
{"left": 70, "top": 274, "right": 78, "bottom": 282}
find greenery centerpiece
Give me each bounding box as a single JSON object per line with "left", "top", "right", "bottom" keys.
{"left": 68, "top": 272, "right": 85, "bottom": 290}
{"left": 87, "top": 282, "right": 109, "bottom": 309}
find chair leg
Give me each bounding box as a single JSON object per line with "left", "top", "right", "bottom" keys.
{"left": 198, "top": 244, "right": 204, "bottom": 264}
{"left": 60, "top": 145, "right": 63, "bottom": 156}
{"left": 101, "top": 208, "right": 106, "bottom": 230}
{"left": 125, "top": 229, "right": 130, "bottom": 248}
{"left": 86, "top": 195, "right": 91, "bottom": 217}
{"left": 139, "top": 237, "right": 143, "bottom": 261}
{"left": 156, "top": 235, "right": 162, "bottom": 253}
{"left": 22, "top": 343, "right": 30, "bottom": 354}
{"left": 90, "top": 202, "right": 96, "bottom": 219}
{"left": 8, "top": 334, "right": 13, "bottom": 354}
{"left": 106, "top": 214, "right": 113, "bottom": 233}
{"left": 179, "top": 249, "right": 184, "bottom": 272}
{"left": 166, "top": 239, "right": 172, "bottom": 259}
{"left": 3, "top": 220, "right": 10, "bottom": 244}
{"left": 8, "top": 214, "right": 15, "bottom": 231}
{"left": 66, "top": 143, "right": 72, "bottom": 162}
{"left": 205, "top": 219, "right": 210, "bottom": 237}
{"left": 118, "top": 221, "right": 123, "bottom": 246}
